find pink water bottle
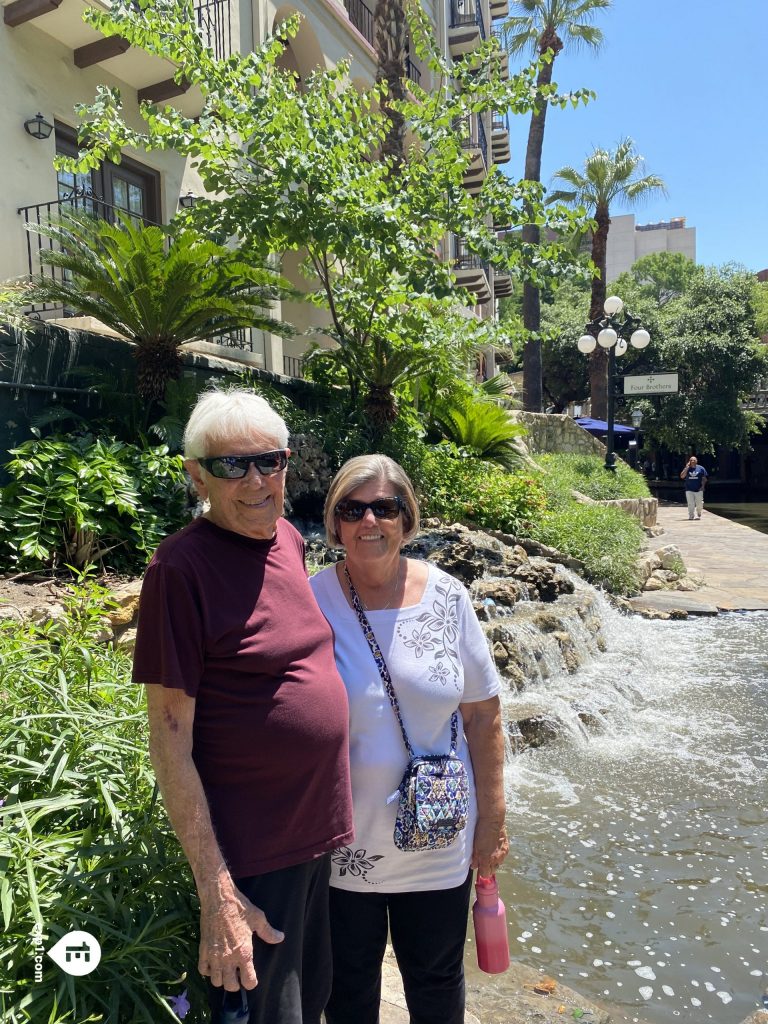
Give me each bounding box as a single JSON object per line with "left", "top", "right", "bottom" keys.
{"left": 472, "top": 874, "right": 510, "bottom": 974}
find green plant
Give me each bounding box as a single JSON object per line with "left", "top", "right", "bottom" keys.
{"left": 527, "top": 501, "right": 644, "bottom": 594}
{"left": 417, "top": 444, "right": 547, "bottom": 534}
{"left": 0, "top": 434, "right": 187, "bottom": 572}
{"left": 0, "top": 578, "right": 202, "bottom": 1023}
{"left": 430, "top": 392, "right": 527, "bottom": 471}
{"left": 26, "top": 210, "right": 293, "bottom": 403}
{"left": 536, "top": 452, "right": 650, "bottom": 503}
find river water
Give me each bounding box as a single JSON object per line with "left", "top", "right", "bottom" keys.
{"left": 465, "top": 601, "right": 768, "bottom": 1024}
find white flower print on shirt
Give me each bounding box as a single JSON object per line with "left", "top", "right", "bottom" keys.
{"left": 397, "top": 576, "right": 462, "bottom": 686}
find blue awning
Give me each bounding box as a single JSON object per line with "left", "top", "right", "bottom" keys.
{"left": 575, "top": 417, "right": 635, "bottom": 435}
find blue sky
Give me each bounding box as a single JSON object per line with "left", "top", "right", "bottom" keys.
{"left": 502, "top": 0, "right": 768, "bottom": 272}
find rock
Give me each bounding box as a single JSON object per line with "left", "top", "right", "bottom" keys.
{"left": 642, "top": 576, "right": 665, "bottom": 591}
{"left": 674, "top": 577, "right": 699, "bottom": 592}
{"left": 0, "top": 606, "right": 23, "bottom": 621}
{"left": 116, "top": 627, "right": 138, "bottom": 653}
{"left": 516, "top": 715, "right": 560, "bottom": 748}
{"left": 659, "top": 544, "right": 685, "bottom": 572}
{"left": 27, "top": 602, "right": 67, "bottom": 626}
{"left": 107, "top": 580, "right": 143, "bottom": 627}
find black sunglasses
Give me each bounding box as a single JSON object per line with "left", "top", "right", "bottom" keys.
{"left": 198, "top": 450, "right": 289, "bottom": 479}
{"left": 334, "top": 497, "right": 405, "bottom": 522}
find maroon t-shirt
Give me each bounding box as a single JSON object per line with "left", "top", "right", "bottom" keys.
{"left": 132, "top": 516, "right": 354, "bottom": 878}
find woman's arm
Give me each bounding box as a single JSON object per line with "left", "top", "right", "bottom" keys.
{"left": 460, "top": 696, "right": 509, "bottom": 877}
{"left": 146, "top": 685, "right": 283, "bottom": 991}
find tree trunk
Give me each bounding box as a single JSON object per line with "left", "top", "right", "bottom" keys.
{"left": 588, "top": 204, "right": 610, "bottom": 420}
{"left": 521, "top": 29, "right": 562, "bottom": 412}
{"left": 375, "top": 0, "right": 407, "bottom": 170}
{"left": 134, "top": 338, "right": 182, "bottom": 405}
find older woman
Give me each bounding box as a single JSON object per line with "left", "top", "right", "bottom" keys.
{"left": 132, "top": 389, "right": 353, "bottom": 1024}
{"left": 310, "top": 454, "right": 508, "bottom": 1024}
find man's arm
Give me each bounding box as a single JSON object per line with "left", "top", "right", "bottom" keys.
{"left": 680, "top": 463, "right": 690, "bottom": 480}
{"left": 146, "top": 685, "right": 283, "bottom": 991}
{"left": 460, "top": 696, "right": 509, "bottom": 878}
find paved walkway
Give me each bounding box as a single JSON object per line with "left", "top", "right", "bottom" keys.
{"left": 630, "top": 502, "right": 768, "bottom": 614}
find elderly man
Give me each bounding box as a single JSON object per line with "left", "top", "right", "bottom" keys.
{"left": 132, "top": 389, "right": 353, "bottom": 1024}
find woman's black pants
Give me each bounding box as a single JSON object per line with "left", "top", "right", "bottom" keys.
{"left": 324, "top": 870, "right": 472, "bottom": 1024}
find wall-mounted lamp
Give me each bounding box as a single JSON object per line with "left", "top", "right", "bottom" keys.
{"left": 178, "top": 191, "right": 198, "bottom": 209}
{"left": 24, "top": 113, "right": 54, "bottom": 140}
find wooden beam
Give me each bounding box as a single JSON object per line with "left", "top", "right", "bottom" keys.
{"left": 4, "top": 0, "right": 62, "bottom": 27}
{"left": 138, "top": 77, "right": 190, "bottom": 104}
{"left": 74, "top": 35, "right": 131, "bottom": 69}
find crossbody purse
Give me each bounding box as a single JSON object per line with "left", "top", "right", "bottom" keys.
{"left": 344, "top": 565, "right": 469, "bottom": 852}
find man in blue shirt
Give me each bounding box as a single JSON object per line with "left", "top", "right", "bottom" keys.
{"left": 680, "top": 456, "right": 708, "bottom": 520}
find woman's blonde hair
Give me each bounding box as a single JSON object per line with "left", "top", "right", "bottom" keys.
{"left": 324, "top": 455, "right": 420, "bottom": 548}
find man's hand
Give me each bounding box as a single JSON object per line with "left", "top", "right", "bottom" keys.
{"left": 199, "top": 889, "right": 284, "bottom": 991}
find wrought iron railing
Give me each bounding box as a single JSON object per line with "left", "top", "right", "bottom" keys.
{"left": 453, "top": 237, "right": 488, "bottom": 275}
{"left": 17, "top": 188, "right": 158, "bottom": 318}
{"left": 17, "top": 189, "right": 263, "bottom": 354}
{"left": 492, "top": 110, "right": 510, "bottom": 133}
{"left": 477, "top": 115, "right": 488, "bottom": 166}
{"left": 194, "top": 0, "right": 232, "bottom": 59}
{"left": 450, "top": 0, "right": 486, "bottom": 39}
{"left": 344, "top": 0, "right": 374, "bottom": 44}
{"left": 454, "top": 115, "right": 488, "bottom": 168}
{"left": 406, "top": 56, "right": 422, "bottom": 86}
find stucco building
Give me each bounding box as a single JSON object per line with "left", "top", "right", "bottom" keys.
{"left": 1, "top": 0, "right": 511, "bottom": 378}
{"left": 605, "top": 213, "right": 696, "bottom": 283}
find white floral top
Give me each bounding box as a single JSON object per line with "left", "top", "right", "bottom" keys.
{"left": 310, "top": 563, "right": 500, "bottom": 892}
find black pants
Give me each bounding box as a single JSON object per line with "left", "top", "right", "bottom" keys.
{"left": 324, "top": 871, "right": 472, "bottom": 1024}
{"left": 207, "top": 854, "right": 332, "bottom": 1024}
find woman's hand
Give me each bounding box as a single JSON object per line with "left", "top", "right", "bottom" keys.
{"left": 461, "top": 696, "right": 508, "bottom": 878}
{"left": 471, "top": 816, "right": 509, "bottom": 877}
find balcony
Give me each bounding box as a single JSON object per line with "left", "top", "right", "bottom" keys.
{"left": 455, "top": 114, "right": 488, "bottom": 193}
{"left": 491, "top": 110, "right": 511, "bottom": 164}
{"left": 452, "top": 237, "right": 491, "bottom": 304}
{"left": 448, "top": 0, "right": 485, "bottom": 58}
{"left": 492, "top": 268, "right": 513, "bottom": 297}
{"left": 489, "top": 0, "right": 509, "bottom": 17}
{"left": 16, "top": 188, "right": 266, "bottom": 359}
{"left": 3, "top": 0, "right": 232, "bottom": 107}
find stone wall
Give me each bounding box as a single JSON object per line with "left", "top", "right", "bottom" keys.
{"left": 513, "top": 411, "right": 607, "bottom": 457}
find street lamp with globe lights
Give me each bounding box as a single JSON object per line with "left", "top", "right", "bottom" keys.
{"left": 629, "top": 407, "right": 644, "bottom": 469}
{"left": 576, "top": 295, "right": 651, "bottom": 472}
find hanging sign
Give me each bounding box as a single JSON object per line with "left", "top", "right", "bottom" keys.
{"left": 622, "top": 372, "right": 679, "bottom": 396}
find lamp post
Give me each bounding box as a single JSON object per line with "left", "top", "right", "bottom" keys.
{"left": 629, "top": 407, "right": 644, "bottom": 470}
{"left": 576, "top": 295, "right": 650, "bottom": 472}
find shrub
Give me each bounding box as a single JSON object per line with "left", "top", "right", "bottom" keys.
{"left": 528, "top": 502, "right": 644, "bottom": 594}
{"left": 0, "top": 578, "right": 202, "bottom": 1023}
{"left": 417, "top": 444, "right": 547, "bottom": 535}
{"left": 0, "top": 435, "right": 187, "bottom": 573}
{"left": 536, "top": 452, "right": 651, "bottom": 505}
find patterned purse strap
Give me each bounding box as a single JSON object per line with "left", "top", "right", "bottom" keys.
{"left": 343, "top": 563, "right": 458, "bottom": 757}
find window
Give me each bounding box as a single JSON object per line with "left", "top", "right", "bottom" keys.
{"left": 54, "top": 124, "right": 161, "bottom": 224}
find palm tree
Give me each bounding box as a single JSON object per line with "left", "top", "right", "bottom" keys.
{"left": 503, "top": 0, "right": 611, "bottom": 412}
{"left": 374, "top": 0, "right": 408, "bottom": 168}
{"left": 26, "top": 210, "right": 292, "bottom": 404}
{"left": 548, "top": 137, "right": 666, "bottom": 418}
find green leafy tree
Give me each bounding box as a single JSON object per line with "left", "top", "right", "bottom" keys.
{"left": 615, "top": 251, "right": 697, "bottom": 306}
{"left": 751, "top": 279, "right": 768, "bottom": 339}
{"left": 647, "top": 266, "right": 767, "bottom": 453}
{"left": 431, "top": 393, "right": 527, "bottom": 469}
{"left": 502, "top": 0, "right": 610, "bottom": 412}
{"left": 25, "top": 210, "right": 291, "bottom": 404}
{"left": 549, "top": 138, "right": 666, "bottom": 418}
{"left": 60, "top": 0, "right": 590, "bottom": 429}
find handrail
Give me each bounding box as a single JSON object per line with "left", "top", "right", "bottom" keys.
{"left": 193, "top": 0, "right": 232, "bottom": 60}
{"left": 344, "top": 0, "right": 374, "bottom": 44}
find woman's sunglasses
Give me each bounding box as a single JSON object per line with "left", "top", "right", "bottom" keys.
{"left": 198, "top": 450, "right": 289, "bottom": 479}
{"left": 334, "top": 497, "right": 405, "bottom": 522}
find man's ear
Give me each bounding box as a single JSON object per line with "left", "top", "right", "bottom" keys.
{"left": 185, "top": 459, "right": 209, "bottom": 501}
